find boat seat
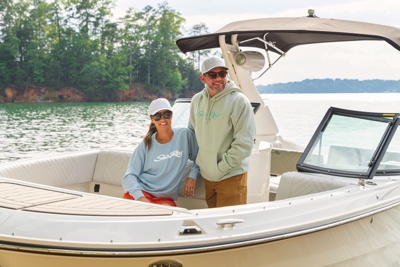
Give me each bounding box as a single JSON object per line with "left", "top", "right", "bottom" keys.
{"left": 89, "top": 150, "right": 132, "bottom": 197}
{"left": 91, "top": 150, "right": 205, "bottom": 200}
{"left": 275, "top": 171, "right": 350, "bottom": 200}
{"left": 270, "top": 148, "right": 302, "bottom": 176}
{"left": 0, "top": 151, "right": 98, "bottom": 187}
{"left": 0, "top": 149, "right": 205, "bottom": 203}
{"left": 327, "top": 145, "right": 374, "bottom": 168}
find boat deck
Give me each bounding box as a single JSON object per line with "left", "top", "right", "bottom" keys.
{"left": 0, "top": 179, "right": 174, "bottom": 216}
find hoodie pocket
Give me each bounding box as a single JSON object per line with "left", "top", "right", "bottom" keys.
{"left": 197, "top": 150, "right": 223, "bottom": 181}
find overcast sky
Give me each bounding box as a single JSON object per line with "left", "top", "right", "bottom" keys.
{"left": 113, "top": 0, "right": 400, "bottom": 85}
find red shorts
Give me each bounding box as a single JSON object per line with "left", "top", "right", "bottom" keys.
{"left": 123, "top": 191, "right": 176, "bottom": 207}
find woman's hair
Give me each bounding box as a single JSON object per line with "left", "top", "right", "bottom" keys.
{"left": 143, "top": 120, "right": 157, "bottom": 150}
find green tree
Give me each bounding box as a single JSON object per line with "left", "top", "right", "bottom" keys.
{"left": 187, "top": 23, "right": 210, "bottom": 70}
{"left": 0, "top": 0, "right": 31, "bottom": 87}
{"left": 80, "top": 60, "right": 106, "bottom": 99}
{"left": 25, "top": 0, "right": 55, "bottom": 84}
{"left": 62, "top": 0, "right": 115, "bottom": 98}
{"left": 141, "top": 5, "right": 158, "bottom": 86}
{"left": 177, "top": 58, "right": 203, "bottom": 94}
{"left": 0, "top": 0, "right": 208, "bottom": 101}
{"left": 119, "top": 8, "right": 146, "bottom": 85}
{"left": 150, "top": 2, "right": 185, "bottom": 94}
{"left": 103, "top": 51, "right": 131, "bottom": 98}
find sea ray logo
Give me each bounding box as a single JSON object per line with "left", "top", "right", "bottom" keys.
{"left": 197, "top": 111, "right": 220, "bottom": 119}
{"left": 154, "top": 150, "right": 183, "bottom": 162}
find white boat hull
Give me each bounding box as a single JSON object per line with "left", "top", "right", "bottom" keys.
{"left": 1, "top": 205, "right": 400, "bottom": 267}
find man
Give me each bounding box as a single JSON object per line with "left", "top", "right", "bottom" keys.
{"left": 188, "top": 56, "right": 256, "bottom": 208}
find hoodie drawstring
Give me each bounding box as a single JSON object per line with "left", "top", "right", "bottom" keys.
{"left": 205, "top": 99, "right": 215, "bottom": 123}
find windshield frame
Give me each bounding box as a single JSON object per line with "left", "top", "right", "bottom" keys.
{"left": 297, "top": 107, "right": 400, "bottom": 179}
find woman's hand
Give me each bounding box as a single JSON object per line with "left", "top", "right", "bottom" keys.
{"left": 184, "top": 178, "right": 196, "bottom": 198}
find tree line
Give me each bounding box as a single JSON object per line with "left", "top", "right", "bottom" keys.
{"left": 0, "top": 0, "right": 210, "bottom": 101}
{"left": 258, "top": 79, "right": 400, "bottom": 94}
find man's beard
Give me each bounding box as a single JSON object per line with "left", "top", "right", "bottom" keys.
{"left": 208, "top": 83, "right": 225, "bottom": 92}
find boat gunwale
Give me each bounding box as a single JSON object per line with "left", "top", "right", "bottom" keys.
{"left": 1, "top": 184, "right": 400, "bottom": 257}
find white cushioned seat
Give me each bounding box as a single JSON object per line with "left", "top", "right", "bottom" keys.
{"left": 275, "top": 171, "right": 350, "bottom": 200}
{"left": 0, "top": 151, "right": 98, "bottom": 187}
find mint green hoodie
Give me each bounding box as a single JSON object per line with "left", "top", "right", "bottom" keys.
{"left": 188, "top": 81, "right": 256, "bottom": 182}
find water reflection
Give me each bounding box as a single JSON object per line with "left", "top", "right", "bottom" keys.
{"left": 0, "top": 102, "right": 149, "bottom": 163}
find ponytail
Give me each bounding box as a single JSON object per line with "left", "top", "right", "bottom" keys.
{"left": 143, "top": 121, "right": 157, "bottom": 150}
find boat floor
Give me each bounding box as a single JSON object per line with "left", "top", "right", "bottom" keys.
{"left": 0, "top": 178, "right": 174, "bottom": 216}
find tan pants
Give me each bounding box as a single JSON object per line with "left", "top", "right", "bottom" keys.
{"left": 204, "top": 172, "right": 247, "bottom": 208}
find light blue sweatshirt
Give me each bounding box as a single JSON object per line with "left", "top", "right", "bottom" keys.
{"left": 188, "top": 81, "right": 256, "bottom": 182}
{"left": 122, "top": 127, "right": 199, "bottom": 200}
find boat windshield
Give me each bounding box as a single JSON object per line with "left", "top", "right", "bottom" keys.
{"left": 297, "top": 107, "right": 400, "bottom": 178}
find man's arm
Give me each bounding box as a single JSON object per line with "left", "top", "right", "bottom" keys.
{"left": 218, "top": 97, "right": 256, "bottom": 172}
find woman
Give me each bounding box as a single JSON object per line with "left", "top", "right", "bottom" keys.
{"left": 122, "top": 98, "right": 199, "bottom": 206}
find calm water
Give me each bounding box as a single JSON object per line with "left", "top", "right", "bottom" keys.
{"left": 1, "top": 93, "right": 399, "bottom": 164}
{"left": 0, "top": 102, "right": 149, "bottom": 163}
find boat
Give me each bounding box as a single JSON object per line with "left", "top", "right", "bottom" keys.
{"left": 1, "top": 10, "right": 400, "bottom": 267}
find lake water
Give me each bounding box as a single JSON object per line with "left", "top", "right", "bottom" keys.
{"left": 0, "top": 102, "right": 149, "bottom": 163}
{"left": 1, "top": 93, "right": 399, "bottom": 164}
{"left": 264, "top": 93, "right": 400, "bottom": 148}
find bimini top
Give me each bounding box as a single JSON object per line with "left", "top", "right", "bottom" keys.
{"left": 176, "top": 16, "right": 400, "bottom": 54}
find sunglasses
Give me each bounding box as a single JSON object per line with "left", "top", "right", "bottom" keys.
{"left": 204, "top": 70, "right": 227, "bottom": 79}
{"left": 152, "top": 110, "right": 173, "bottom": 121}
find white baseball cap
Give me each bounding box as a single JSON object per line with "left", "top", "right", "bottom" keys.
{"left": 200, "top": 56, "right": 228, "bottom": 74}
{"left": 149, "top": 98, "right": 172, "bottom": 116}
